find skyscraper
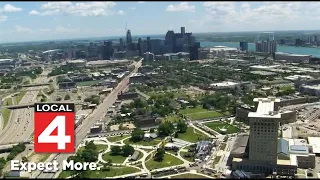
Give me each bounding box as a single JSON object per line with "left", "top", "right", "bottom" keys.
{"left": 101, "top": 41, "right": 113, "bottom": 60}
{"left": 248, "top": 97, "right": 280, "bottom": 165}
{"left": 165, "top": 31, "right": 175, "bottom": 53}
{"left": 255, "top": 41, "right": 277, "bottom": 54}
{"left": 147, "top": 37, "right": 151, "bottom": 52}
{"left": 240, "top": 41, "right": 248, "bottom": 51}
{"left": 126, "top": 29, "right": 132, "bottom": 45}
{"left": 119, "top": 38, "right": 124, "bottom": 51}
{"left": 181, "top": 27, "right": 185, "bottom": 35}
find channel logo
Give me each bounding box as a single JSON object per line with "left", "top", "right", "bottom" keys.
{"left": 34, "top": 103, "right": 75, "bottom": 153}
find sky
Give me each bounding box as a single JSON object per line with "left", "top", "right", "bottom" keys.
{"left": 1, "top": 1, "right": 320, "bottom": 43}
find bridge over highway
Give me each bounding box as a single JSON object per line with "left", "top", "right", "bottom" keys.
{"left": 4, "top": 101, "right": 84, "bottom": 109}
{"left": 22, "top": 83, "right": 51, "bottom": 87}
{"left": 0, "top": 142, "right": 31, "bottom": 153}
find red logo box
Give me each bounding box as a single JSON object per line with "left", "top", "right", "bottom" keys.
{"left": 34, "top": 103, "right": 75, "bottom": 153}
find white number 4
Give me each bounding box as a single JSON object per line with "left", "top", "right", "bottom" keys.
{"left": 38, "top": 116, "right": 71, "bottom": 150}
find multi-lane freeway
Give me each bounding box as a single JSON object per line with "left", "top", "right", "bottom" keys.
{"left": 0, "top": 72, "right": 51, "bottom": 144}
{"left": 35, "top": 59, "right": 142, "bottom": 178}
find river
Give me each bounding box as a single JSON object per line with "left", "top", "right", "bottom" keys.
{"left": 200, "top": 41, "right": 320, "bottom": 57}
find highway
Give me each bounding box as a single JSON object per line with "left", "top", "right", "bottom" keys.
{"left": 35, "top": 59, "right": 142, "bottom": 178}
{"left": 0, "top": 71, "right": 50, "bottom": 144}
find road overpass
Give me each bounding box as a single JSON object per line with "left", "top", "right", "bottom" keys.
{"left": 0, "top": 142, "right": 31, "bottom": 153}
{"left": 22, "top": 83, "right": 51, "bottom": 87}
{"left": 4, "top": 101, "right": 84, "bottom": 109}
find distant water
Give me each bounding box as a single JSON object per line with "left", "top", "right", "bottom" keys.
{"left": 200, "top": 41, "right": 320, "bottom": 57}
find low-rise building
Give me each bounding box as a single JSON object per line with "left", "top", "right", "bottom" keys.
{"left": 275, "top": 52, "right": 311, "bottom": 63}
{"left": 210, "top": 81, "right": 239, "bottom": 90}
{"left": 117, "top": 92, "right": 139, "bottom": 100}
{"left": 66, "top": 59, "right": 86, "bottom": 67}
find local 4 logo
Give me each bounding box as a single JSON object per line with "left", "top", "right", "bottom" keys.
{"left": 34, "top": 103, "right": 75, "bottom": 153}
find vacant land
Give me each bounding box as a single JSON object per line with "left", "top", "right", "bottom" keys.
{"left": 171, "top": 173, "right": 210, "bottom": 179}
{"left": 177, "top": 127, "right": 207, "bottom": 143}
{"left": 3, "top": 97, "right": 13, "bottom": 106}
{"left": 145, "top": 153, "right": 184, "bottom": 170}
{"left": 204, "top": 121, "right": 239, "bottom": 134}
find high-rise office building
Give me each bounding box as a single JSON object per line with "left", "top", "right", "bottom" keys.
{"left": 181, "top": 27, "right": 185, "bottom": 35}
{"left": 126, "top": 30, "right": 132, "bottom": 45}
{"left": 240, "top": 41, "right": 248, "bottom": 51}
{"left": 146, "top": 37, "right": 151, "bottom": 52}
{"left": 255, "top": 40, "right": 277, "bottom": 54}
{"left": 165, "top": 31, "right": 176, "bottom": 53}
{"left": 101, "top": 41, "right": 113, "bottom": 60}
{"left": 119, "top": 38, "right": 124, "bottom": 51}
{"left": 248, "top": 98, "right": 280, "bottom": 164}
{"left": 138, "top": 38, "right": 142, "bottom": 56}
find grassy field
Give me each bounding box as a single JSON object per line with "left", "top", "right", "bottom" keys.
{"left": 123, "top": 138, "right": 161, "bottom": 146}
{"left": 1, "top": 108, "right": 11, "bottom": 128}
{"left": 162, "top": 115, "right": 183, "bottom": 123}
{"left": 76, "top": 80, "right": 103, "bottom": 86}
{"left": 179, "top": 151, "right": 194, "bottom": 162}
{"left": 145, "top": 153, "right": 184, "bottom": 170}
{"left": 177, "top": 127, "right": 207, "bottom": 143}
{"left": 180, "top": 106, "right": 208, "bottom": 114}
{"left": 213, "top": 155, "right": 221, "bottom": 164}
{"left": 3, "top": 97, "right": 13, "bottom": 106}
{"left": 220, "top": 143, "right": 227, "bottom": 150}
{"left": 180, "top": 106, "right": 227, "bottom": 120}
{"left": 58, "top": 167, "right": 140, "bottom": 178}
{"left": 102, "top": 152, "right": 128, "bottom": 164}
{"left": 171, "top": 173, "right": 210, "bottom": 179}
{"left": 16, "top": 91, "right": 26, "bottom": 104}
{"left": 148, "top": 91, "right": 187, "bottom": 98}
{"left": 204, "top": 122, "right": 240, "bottom": 134}
{"left": 107, "top": 135, "right": 130, "bottom": 142}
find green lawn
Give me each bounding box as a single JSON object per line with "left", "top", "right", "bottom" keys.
{"left": 107, "top": 135, "right": 130, "bottom": 143}
{"left": 177, "top": 127, "right": 207, "bottom": 143}
{"left": 124, "top": 138, "right": 161, "bottom": 146}
{"left": 163, "top": 115, "right": 183, "bottom": 123}
{"left": 180, "top": 106, "right": 208, "bottom": 114}
{"left": 171, "top": 173, "right": 210, "bottom": 179}
{"left": 3, "top": 97, "right": 13, "bottom": 106}
{"left": 76, "top": 80, "right": 103, "bottom": 86}
{"left": 179, "top": 151, "right": 194, "bottom": 162}
{"left": 145, "top": 153, "right": 184, "bottom": 170}
{"left": 1, "top": 108, "right": 11, "bottom": 128}
{"left": 213, "top": 156, "right": 221, "bottom": 164}
{"left": 204, "top": 122, "right": 240, "bottom": 134}
{"left": 16, "top": 91, "right": 26, "bottom": 104}
{"left": 102, "top": 152, "right": 128, "bottom": 164}
{"left": 187, "top": 111, "right": 226, "bottom": 120}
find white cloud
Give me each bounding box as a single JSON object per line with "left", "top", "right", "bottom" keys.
{"left": 0, "top": 15, "right": 7, "bottom": 22}
{"left": 117, "top": 10, "right": 125, "bottom": 15}
{"left": 30, "top": 2, "right": 117, "bottom": 17}
{"left": 166, "top": 2, "right": 195, "bottom": 12}
{"left": 55, "top": 26, "right": 78, "bottom": 33}
{"left": 1, "top": 4, "right": 23, "bottom": 13}
{"left": 196, "top": 2, "right": 320, "bottom": 31}
{"left": 15, "top": 26, "right": 32, "bottom": 33}
{"left": 29, "top": 10, "right": 39, "bottom": 15}
{"left": 39, "top": 28, "right": 51, "bottom": 33}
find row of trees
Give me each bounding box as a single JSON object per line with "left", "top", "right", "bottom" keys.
{"left": 110, "top": 144, "right": 134, "bottom": 157}
{"left": 0, "top": 143, "right": 26, "bottom": 176}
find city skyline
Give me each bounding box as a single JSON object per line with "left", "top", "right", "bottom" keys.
{"left": 1, "top": 2, "right": 320, "bottom": 43}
